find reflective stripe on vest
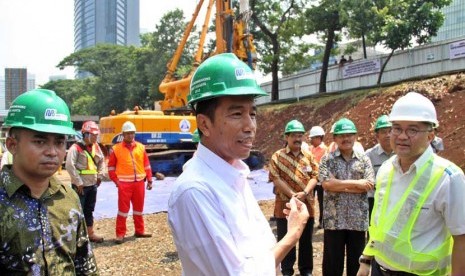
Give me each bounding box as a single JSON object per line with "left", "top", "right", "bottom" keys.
{"left": 113, "top": 142, "right": 147, "bottom": 182}
{"left": 79, "top": 144, "right": 98, "bottom": 175}
{"left": 365, "top": 155, "right": 453, "bottom": 275}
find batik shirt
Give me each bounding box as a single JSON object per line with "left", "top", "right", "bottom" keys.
{"left": 269, "top": 146, "right": 318, "bottom": 218}
{"left": 0, "top": 166, "right": 99, "bottom": 275}
{"left": 319, "top": 149, "right": 375, "bottom": 231}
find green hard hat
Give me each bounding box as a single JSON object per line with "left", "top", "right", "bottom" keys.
{"left": 333, "top": 118, "right": 357, "bottom": 135}
{"left": 188, "top": 53, "right": 267, "bottom": 106}
{"left": 284, "top": 120, "right": 305, "bottom": 134}
{"left": 3, "top": 89, "right": 75, "bottom": 135}
{"left": 374, "top": 115, "right": 392, "bottom": 130}
{"left": 192, "top": 129, "right": 200, "bottom": 143}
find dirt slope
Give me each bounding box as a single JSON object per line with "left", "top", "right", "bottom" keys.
{"left": 256, "top": 73, "right": 465, "bottom": 169}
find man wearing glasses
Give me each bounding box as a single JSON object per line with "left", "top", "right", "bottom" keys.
{"left": 357, "top": 92, "right": 465, "bottom": 276}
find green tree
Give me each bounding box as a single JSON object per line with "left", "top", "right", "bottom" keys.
{"left": 57, "top": 44, "right": 135, "bottom": 116}
{"left": 370, "top": 0, "right": 451, "bottom": 84}
{"left": 250, "top": 0, "right": 309, "bottom": 101}
{"left": 340, "top": 0, "right": 377, "bottom": 59}
{"left": 305, "top": 0, "right": 345, "bottom": 93}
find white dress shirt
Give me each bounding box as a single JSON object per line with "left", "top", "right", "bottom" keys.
{"left": 168, "top": 143, "right": 276, "bottom": 276}
{"left": 374, "top": 146, "right": 465, "bottom": 270}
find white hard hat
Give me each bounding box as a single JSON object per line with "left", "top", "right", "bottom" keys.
{"left": 309, "top": 126, "right": 325, "bottom": 137}
{"left": 389, "top": 92, "right": 438, "bottom": 128}
{"left": 122, "top": 121, "right": 137, "bottom": 132}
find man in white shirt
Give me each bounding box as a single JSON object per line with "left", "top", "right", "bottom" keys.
{"left": 168, "top": 53, "right": 310, "bottom": 275}
{"left": 357, "top": 92, "right": 465, "bottom": 276}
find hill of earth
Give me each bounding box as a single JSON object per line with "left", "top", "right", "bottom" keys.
{"left": 255, "top": 73, "right": 465, "bottom": 169}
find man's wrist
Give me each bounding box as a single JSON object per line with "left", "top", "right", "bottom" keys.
{"left": 359, "top": 255, "right": 372, "bottom": 265}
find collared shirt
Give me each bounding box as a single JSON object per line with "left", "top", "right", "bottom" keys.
{"left": 66, "top": 139, "right": 105, "bottom": 187}
{"left": 269, "top": 146, "right": 318, "bottom": 218}
{"left": 0, "top": 167, "right": 98, "bottom": 275}
{"left": 168, "top": 143, "right": 276, "bottom": 275}
{"left": 309, "top": 142, "right": 328, "bottom": 163}
{"left": 365, "top": 143, "right": 394, "bottom": 198}
{"left": 319, "top": 149, "right": 375, "bottom": 231}
{"left": 372, "top": 147, "right": 465, "bottom": 270}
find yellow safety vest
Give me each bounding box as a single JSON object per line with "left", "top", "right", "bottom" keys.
{"left": 78, "top": 144, "right": 98, "bottom": 175}
{"left": 365, "top": 155, "right": 454, "bottom": 275}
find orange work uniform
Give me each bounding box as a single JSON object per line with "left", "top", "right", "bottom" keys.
{"left": 108, "top": 141, "right": 152, "bottom": 238}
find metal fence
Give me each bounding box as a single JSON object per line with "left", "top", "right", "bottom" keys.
{"left": 257, "top": 37, "right": 465, "bottom": 105}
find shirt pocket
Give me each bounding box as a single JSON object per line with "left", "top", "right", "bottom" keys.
{"left": 414, "top": 203, "right": 434, "bottom": 230}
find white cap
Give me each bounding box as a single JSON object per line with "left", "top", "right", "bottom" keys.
{"left": 122, "top": 121, "right": 137, "bottom": 132}
{"left": 389, "top": 92, "right": 438, "bottom": 128}
{"left": 309, "top": 126, "right": 325, "bottom": 137}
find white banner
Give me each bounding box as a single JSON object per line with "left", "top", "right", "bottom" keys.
{"left": 342, "top": 59, "right": 381, "bottom": 78}
{"left": 449, "top": 40, "right": 465, "bottom": 59}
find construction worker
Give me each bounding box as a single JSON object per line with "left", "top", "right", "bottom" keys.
{"left": 319, "top": 118, "right": 375, "bottom": 276}
{"left": 0, "top": 89, "right": 98, "bottom": 274}
{"left": 308, "top": 125, "right": 328, "bottom": 229}
{"left": 66, "top": 120, "right": 105, "bottom": 243}
{"left": 357, "top": 92, "right": 465, "bottom": 276}
{"left": 168, "top": 53, "right": 309, "bottom": 275}
{"left": 269, "top": 119, "right": 318, "bottom": 276}
{"left": 328, "top": 121, "right": 365, "bottom": 154}
{"left": 108, "top": 121, "right": 153, "bottom": 244}
{"left": 364, "top": 115, "right": 394, "bottom": 222}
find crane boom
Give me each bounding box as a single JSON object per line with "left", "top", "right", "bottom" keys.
{"left": 157, "top": 0, "right": 257, "bottom": 112}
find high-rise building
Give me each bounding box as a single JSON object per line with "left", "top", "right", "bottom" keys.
{"left": 4, "top": 68, "right": 27, "bottom": 109}
{"left": 432, "top": 0, "right": 465, "bottom": 42}
{"left": 74, "top": 0, "right": 140, "bottom": 78}
{"left": 0, "top": 76, "right": 5, "bottom": 111}
{"left": 27, "top": 73, "right": 36, "bottom": 91}
{"left": 74, "top": 0, "right": 140, "bottom": 51}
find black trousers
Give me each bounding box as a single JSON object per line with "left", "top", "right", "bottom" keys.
{"left": 75, "top": 185, "right": 98, "bottom": 227}
{"left": 367, "top": 197, "right": 374, "bottom": 241}
{"left": 314, "top": 185, "right": 324, "bottom": 226}
{"left": 322, "top": 229, "right": 366, "bottom": 276}
{"left": 277, "top": 217, "right": 314, "bottom": 275}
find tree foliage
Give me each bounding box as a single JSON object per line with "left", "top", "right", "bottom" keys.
{"left": 368, "top": 0, "right": 451, "bottom": 84}
{"left": 305, "top": 0, "right": 345, "bottom": 93}
{"left": 49, "top": 9, "right": 193, "bottom": 117}
{"left": 250, "top": 0, "right": 309, "bottom": 101}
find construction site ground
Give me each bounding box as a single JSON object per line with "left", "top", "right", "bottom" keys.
{"left": 60, "top": 72, "right": 465, "bottom": 275}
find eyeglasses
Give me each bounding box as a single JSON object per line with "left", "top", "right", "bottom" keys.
{"left": 390, "top": 127, "right": 432, "bottom": 137}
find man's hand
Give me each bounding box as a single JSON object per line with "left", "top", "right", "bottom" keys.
{"left": 357, "top": 179, "right": 374, "bottom": 192}
{"left": 293, "top": 191, "right": 307, "bottom": 202}
{"left": 147, "top": 181, "right": 153, "bottom": 190}
{"left": 76, "top": 185, "right": 84, "bottom": 195}
{"left": 96, "top": 178, "right": 102, "bottom": 187}
{"left": 356, "top": 263, "right": 371, "bottom": 276}
{"left": 283, "top": 197, "right": 309, "bottom": 240}
{"left": 114, "top": 181, "right": 119, "bottom": 188}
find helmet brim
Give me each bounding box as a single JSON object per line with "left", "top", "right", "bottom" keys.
{"left": 6, "top": 123, "right": 76, "bottom": 136}
{"left": 188, "top": 86, "right": 267, "bottom": 106}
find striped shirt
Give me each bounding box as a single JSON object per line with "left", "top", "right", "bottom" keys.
{"left": 269, "top": 146, "right": 318, "bottom": 218}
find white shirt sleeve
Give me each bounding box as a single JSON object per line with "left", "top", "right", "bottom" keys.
{"left": 169, "top": 185, "right": 252, "bottom": 275}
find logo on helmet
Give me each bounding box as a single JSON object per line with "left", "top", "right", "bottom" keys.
{"left": 44, "top": 108, "right": 68, "bottom": 122}
{"left": 235, "top": 68, "right": 254, "bottom": 80}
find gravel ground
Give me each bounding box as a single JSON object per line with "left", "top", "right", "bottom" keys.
{"left": 90, "top": 200, "right": 324, "bottom": 276}
{"left": 56, "top": 168, "right": 324, "bottom": 275}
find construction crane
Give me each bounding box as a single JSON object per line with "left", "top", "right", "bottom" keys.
{"left": 158, "top": 0, "right": 257, "bottom": 112}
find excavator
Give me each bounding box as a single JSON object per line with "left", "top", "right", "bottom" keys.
{"left": 99, "top": 0, "right": 264, "bottom": 175}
